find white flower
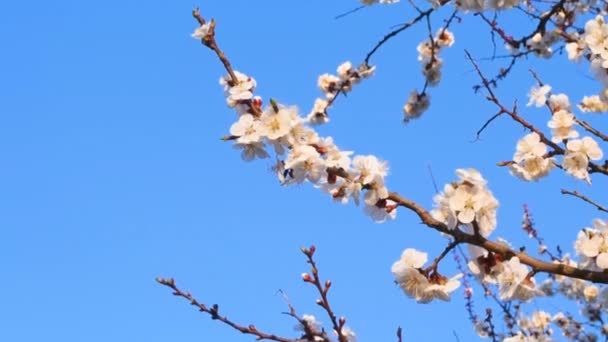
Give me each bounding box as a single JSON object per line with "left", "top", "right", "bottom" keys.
{"left": 417, "top": 40, "right": 434, "bottom": 61}
{"left": 468, "top": 245, "right": 504, "bottom": 283}
{"left": 337, "top": 61, "right": 353, "bottom": 79}
{"left": 547, "top": 109, "right": 578, "bottom": 142}
{"left": 334, "top": 326, "right": 357, "bottom": 342}
{"left": 326, "top": 150, "right": 353, "bottom": 170}
{"left": 392, "top": 257, "right": 430, "bottom": 300}
{"left": 364, "top": 199, "right": 397, "bottom": 223}
{"left": 233, "top": 142, "right": 269, "bottom": 161}
{"left": 435, "top": 29, "right": 455, "bottom": 47}
{"left": 448, "top": 185, "right": 493, "bottom": 226}
{"left": 456, "top": 168, "right": 487, "bottom": 187}
{"left": 403, "top": 91, "right": 430, "bottom": 121}
{"left": 363, "top": 181, "right": 389, "bottom": 206}
{"left": 584, "top": 16, "right": 608, "bottom": 59}
{"left": 422, "top": 58, "right": 443, "bottom": 86}
{"left": 285, "top": 122, "right": 318, "bottom": 148}
{"left": 283, "top": 145, "right": 326, "bottom": 184}
{"left": 497, "top": 257, "right": 539, "bottom": 301}
{"left": 455, "top": 0, "right": 485, "bottom": 11}
{"left": 421, "top": 273, "right": 462, "bottom": 302}
{"left": 584, "top": 285, "right": 599, "bottom": 302}
{"left": 430, "top": 184, "right": 458, "bottom": 229}
{"left": 562, "top": 151, "right": 590, "bottom": 183}
{"left": 525, "top": 32, "right": 556, "bottom": 58}
{"left": 487, "top": 0, "right": 520, "bottom": 10}
{"left": 191, "top": 22, "right": 212, "bottom": 39}
{"left": 393, "top": 248, "right": 428, "bottom": 269}
{"left": 357, "top": 63, "right": 376, "bottom": 78}
{"left": 510, "top": 156, "right": 555, "bottom": 181}
{"left": 566, "top": 41, "right": 586, "bottom": 62}
{"left": 317, "top": 73, "right": 340, "bottom": 97}
{"left": 575, "top": 220, "right": 608, "bottom": 269}
{"left": 579, "top": 95, "right": 608, "bottom": 112}
{"left": 474, "top": 192, "right": 499, "bottom": 237}
{"left": 527, "top": 84, "right": 551, "bottom": 107}
{"left": 220, "top": 71, "right": 257, "bottom": 107}
{"left": 307, "top": 98, "right": 330, "bottom": 125}
{"left": 260, "top": 105, "right": 298, "bottom": 141}
{"left": 330, "top": 181, "right": 362, "bottom": 205}
{"left": 295, "top": 314, "right": 322, "bottom": 332}
{"left": 229, "top": 114, "right": 262, "bottom": 144}
{"left": 567, "top": 136, "right": 604, "bottom": 160}
{"left": 513, "top": 132, "right": 547, "bottom": 162}
{"left": 352, "top": 155, "right": 388, "bottom": 185}
{"left": 548, "top": 93, "right": 571, "bottom": 111}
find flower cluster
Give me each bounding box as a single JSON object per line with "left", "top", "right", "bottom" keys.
{"left": 513, "top": 85, "right": 604, "bottom": 183}
{"left": 568, "top": 16, "right": 608, "bottom": 84}
{"left": 403, "top": 29, "right": 455, "bottom": 122}
{"left": 574, "top": 219, "right": 608, "bottom": 270}
{"left": 294, "top": 314, "right": 357, "bottom": 342}
{"left": 310, "top": 61, "right": 376, "bottom": 124}
{"left": 220, "top": 70, "right": 397, "bottom": 222}
{"left": 416, "top": 28, "right": 455, "bottom": 87}
{"left": 468, "top": 244, "right": 542, "bottom": 302}
{"left": 391, "top": 248, "right": 462, "bottom": 303}
{"left": 567, "top": 15, "right": 608, "bottom": 112}
{"left": 509, "top": 132, "right": 555, "bottom": 181}
{"left": 504, "top": 311, "right": 552, "bottom": 342}
{"left": 431, "top": 168, "right": 499, "bottom": 237}
{"left": 523, "top": 31, "right": 560, "bottom": 58}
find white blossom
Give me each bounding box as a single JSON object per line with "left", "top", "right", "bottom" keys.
{"left": 562, "top": 151, "right": 591, "bottom": 183}
{"left": 497, "top": 257, "right": 540, "bottom": 302}
{"left": 352, "top": 155, "right": 388, "bottom": 185}
{"left": 579, "top": 95, "right": 608, "bottom": 112}
{"left": 191, "top": 22, "right": 212, "bottom": 39}
{"left": 403, "top": 91, "right": 430, "bottom": 121}
{"left": 364, "top": 199, "right": 397, "bottom": 223}
{"left": 527, "top": 84, "right": 551, "bottom": 107}
{"left": 220, "top": 71, "right": 257, "bottom": 107}
{"left": 307, "top": 98, "right": 330, "bottom": 125}
{"left": 233, "top": 142, "right": 269, "bottom": 161}
{"left": 547, "top": 109, "right": 578, "bottom": 142}
{"left": 567, "top": 136, "right": 604, "bottom": 160}
{"left": 230, "top": 114, "right": 262, "bottom": 144}
{"left": 260, "top": 105, "right": 298, "bottom": 141}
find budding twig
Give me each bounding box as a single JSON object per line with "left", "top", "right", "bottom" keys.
{"left": 156, "top": 277, "right": 295, "bottom": 342}
{"left": 301, "top": 246, "right": 348, "bottom": 342}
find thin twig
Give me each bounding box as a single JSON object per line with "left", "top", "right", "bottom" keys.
{"left": 561, "top": 189, "right": 608, "bottom": 213}
{"left": 364, "top": 9, "right": 434, "bottom": 65}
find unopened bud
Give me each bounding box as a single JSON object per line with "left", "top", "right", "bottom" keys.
{"left": 270, "top": 98, "right": 279, "bottom": 113}
{"left": 252, "top": 96, "right": 262, "bottom": 110}
{"left": 302, "top": 273, "right": 312, "bottom": 282}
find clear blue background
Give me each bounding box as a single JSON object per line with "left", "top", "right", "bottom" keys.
{"left": 2, "top": 1, "right": 606, "bottom": 341}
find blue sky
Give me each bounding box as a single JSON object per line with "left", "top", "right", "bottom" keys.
{"left": 2, "top": 1, "right": 606, "bottom": 341}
